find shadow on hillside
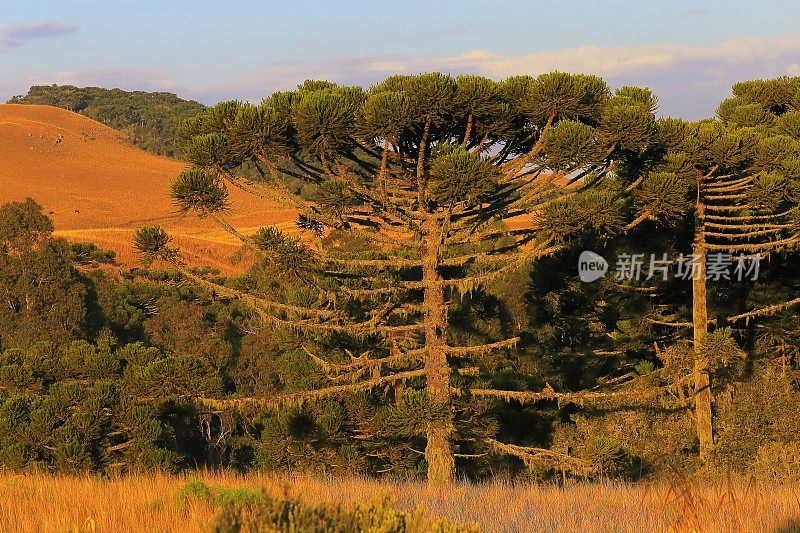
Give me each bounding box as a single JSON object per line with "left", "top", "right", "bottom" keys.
{"left": 775, "top": 519, "right": 800, "bottom": 533}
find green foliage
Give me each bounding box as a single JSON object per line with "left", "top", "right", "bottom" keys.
{"left": 182, "top": 132, "right": 239, "bottom": 170}
{"left": 542, "top": 120, "right": 602, "bottom": 170}
{"left": 775, "top": 111, "right": 800, "bottom": 139}
{"left": 251, "top": 227, "right": 317, "bottom": 276}
{"left": 69, "top": 242, "right": 116, "bottom": 265}
{"left": 228, "top": 103, "right": 295, "bottom": 161}
{"left": 535, "top": 185, "right": 625, "bottom": 243}
{"left": 177, "top": 480, "right": 260, "bottom": 508}
{"left": 714, "top": 367, "right": 800, "bottom": 473}
{"left": 718, "top": 98, "right": 772, "bottom": 127}
{"left": 599, "top": 96, "right": 658, "bottom": 152}
{"left": 655, "top": 117, "right": 689, "bottom": 152}
{"left": 579, "top": 434, "right": 636, "bottom": 477}
{"left": 176, "top": 479, "right": 214, "bottom": 502}
{"left": 554, "top": 409, "right": 697, "bottom": 478}
{"left": 0, "top": 198, "right": 53, "bottom": 254}
{"left": 382, "top": 389, "right": 449, "bottom": 438}
{"left": 614, "top": 86, "right": 659, "bottom": 113}
{"left": 170, "top": 169, "right": 229, "bottom": 215}
{"left": 732, "top": 77, "right": 800, "bottom": 114}
{"left": 535, "top": 198, "right": 582, "bottom": 244}
{"left": 504, "top": 72, "right": 609, "bottom": 123}
{"left": 0, "top": 338, "right": 224, "bottom": 473}
{"left": 578, "top": 188, "right": 627, "bottom": 236}
{"left": 681, "top": 121, "right": 757, "bottom": 171}
{"left": 454, "top": 76, "right": 503, "bottom": 117}
{"left": 752, "top": 135, "right": 800, "bottom": 172}
{"left": 314, "top": 179, "right": 361, "bottom": 217}
{"left": 632, "top": 172, "right": 693, "bottom": 223}
{"left": 751, "top": 442, "right": 800, "bottom": 482}
{"left": 429, "top": 148, "right": 500, "bottom": 205}
{"left": 133, "top": 225, "right": 176, "bottom": 265}
{"left": 0, "top": 225, "right": 86, "bottom": 349}
{"left": 746, "top": 173, "right": 799, "bottom": 211}
{"left": 360, "top": 91, "right": 412, "bottom": 141}
{"left": 292, "top": 87, "right": 364, "bottom": 157}
{"left": 211, "top": 492, "right": 478, "bottom": 533}
{"left": 373, "top": 73, "right": 458, "bottom": 126}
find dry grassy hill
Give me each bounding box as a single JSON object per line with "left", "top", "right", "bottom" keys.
{"left": 0, "top": 104, "right": 298, "bottom": 272}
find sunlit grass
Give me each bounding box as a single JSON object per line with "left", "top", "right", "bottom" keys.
{"left": 0, "top": 471, "right": 798, "bottom": 532}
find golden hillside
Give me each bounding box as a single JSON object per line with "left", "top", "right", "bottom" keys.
{"left": 0, "top": 104, "right": 298, "bottom": 271}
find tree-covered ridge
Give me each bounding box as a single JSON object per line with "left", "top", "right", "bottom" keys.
{"left": 8, "top": 85, "right": 206, "bottom": 157}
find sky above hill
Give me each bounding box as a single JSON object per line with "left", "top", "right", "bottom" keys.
{"left": 2, "top": 0, "right": 799, "bottom": 118}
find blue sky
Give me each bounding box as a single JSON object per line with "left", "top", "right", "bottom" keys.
{"left": 2, "top": 0, "right": 800, "bottom": 118}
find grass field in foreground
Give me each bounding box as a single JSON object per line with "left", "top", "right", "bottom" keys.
{"left": 0, "top": 472, "right": 798, "bottom": 532}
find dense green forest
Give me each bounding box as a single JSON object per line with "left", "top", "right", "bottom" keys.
{"left": 8, "top": 85, "right": 206, "bottom": 157}
{"left": 2, "top": 74, "right": 800, "bottom": 484}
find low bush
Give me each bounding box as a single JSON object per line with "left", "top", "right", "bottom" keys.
{"left": 209, "top": 492, "right": 478, "bottom": 533}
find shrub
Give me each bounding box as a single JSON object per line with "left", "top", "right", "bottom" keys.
{"left": 210, "top": 492, "right": 478, "bottom": 533}
{"left": 752, "top": 442, "right": 800, "bottom": 482}
{"left": 69, "top": 242, "right": 116, "bottom": 265}
{"left": 176, "top": 480, "right": 260, "bottom": 508}
{"left": 714, "top": 367, "right": 800, "bottom": 474}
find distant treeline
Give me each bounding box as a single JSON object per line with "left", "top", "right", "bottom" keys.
{"left": 9, "top": 85, "right": 206, "bottom": 158}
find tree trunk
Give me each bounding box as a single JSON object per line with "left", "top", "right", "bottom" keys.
{"left": 422, "top": 215, "right": 455, "bottom": 486}
{"left": 693, "top": 185, "right": 714, "bottom": 461}
{"left": 462, "top": 113, "right": 473, "bottom": 147}
{"left": 416, "top": 117, "right": 432, "bottom": 208}
{"left": 378, "top": 138, "right": 390, "bottom": 201}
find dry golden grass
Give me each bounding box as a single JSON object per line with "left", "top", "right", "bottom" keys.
{"left": 0, "top": 471, "right": 798, "bottom": 532}
{"left": 0, "top": 104, "right": 298, "bottom": 272}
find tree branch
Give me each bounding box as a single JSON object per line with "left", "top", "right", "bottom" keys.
{"left": 727, "top": 296, "right": 800, "bottom": 323}
{"left": 445, "top": 337, "right": 520, "bottom": 357}
{"left": 197, "top": 368, "right": 427, "bottom": 411}
{"left": 486, "top": 439, "right": 594, "bottom": 476}
{"left": 457, "top": 374, "right": 693, "bottom": 408}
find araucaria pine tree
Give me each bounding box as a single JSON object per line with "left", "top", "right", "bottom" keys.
{"left": 139, "top": 72, "right": 669, "bottom": 485}
{"left": 610, "top": 77, "right": 800, "bottom": 461}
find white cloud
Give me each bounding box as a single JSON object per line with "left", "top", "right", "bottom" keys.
{"left": 358, "top": 34, "right": 800, "bottom": 117}
{"left": 6, "top": 33, "right": 800, "bottom": 119}
{"left": 0, "top": 20, "right": 78, "bottom": 53}
{"left": 209, "top": 33, "right": 800, "bottom": 117}
{"left": 390, "top": 34, "right": 800, "bottom": 78}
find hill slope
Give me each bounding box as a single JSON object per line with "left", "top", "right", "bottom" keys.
{"left": 9, "top": 85, "right": 205, "bottom": 157}
{"left": 0, "top": 104, "right": 297, "bottom": 271}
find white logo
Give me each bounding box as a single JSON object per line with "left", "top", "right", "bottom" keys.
{"left": 578, "top": 251, "right": 608, "bottom": 282}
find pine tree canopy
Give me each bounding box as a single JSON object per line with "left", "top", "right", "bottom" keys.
{"left": 147, "top": 71, "right": 698, "bottom": 486}
{"left": 128, "top": 72, "right": 800, "bottom": 485}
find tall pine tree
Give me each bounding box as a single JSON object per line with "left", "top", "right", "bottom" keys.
{"left": 138, "top": 72, "right": 677, "bottom": 484}
{"left": 612, "top": 77, "right": 800, "bottom": 460}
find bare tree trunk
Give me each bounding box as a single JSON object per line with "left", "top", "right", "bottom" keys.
{"left": 417, "top": 117, "right": 432, "bottom": 208}
{"left": 422, "top": 215, "right": 454, "bottom": 486}
{"left": 378, "top": 138, "right": 390, "bottom": 201}
{"left": 693, "top": 185, "right": 713, "bottom": 461}
{"left": 462, "top": 113, "right": 473, "bottom": 148}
